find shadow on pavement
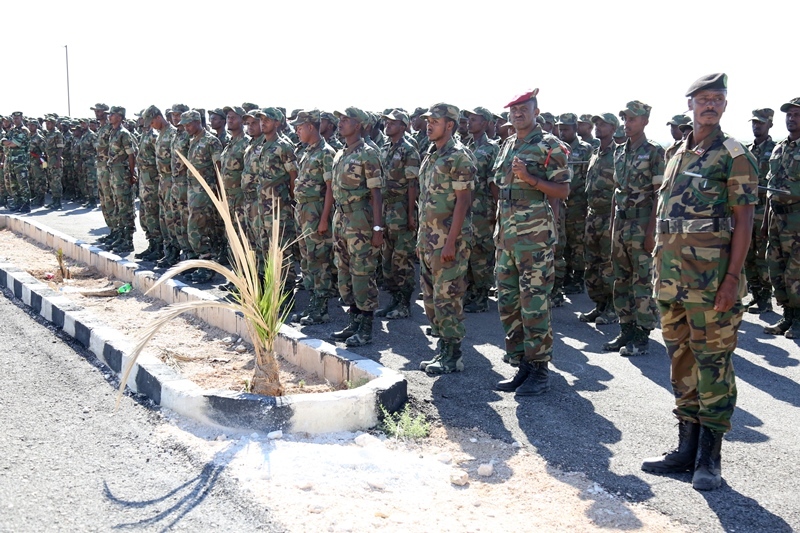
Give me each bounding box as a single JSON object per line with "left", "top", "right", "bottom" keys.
{"left": 701, "top": 484, "right": 792, "bottom": 533}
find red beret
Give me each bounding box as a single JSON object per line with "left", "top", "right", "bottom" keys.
{"left": 504, "top": 88, "right": 540, "bottom": 108}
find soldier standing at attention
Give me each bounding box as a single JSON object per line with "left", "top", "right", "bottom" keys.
{"left": 577, "top": 114, "right": 601, "bottom": 149}
{"left": 92, "top": 104, "right": 116, "bottom": 244}
{"left": 169, "top": 104, "right": 193, "bottom": 262}
{"left": 105, "top": 106, "right": 137, "bottom": 255}
{"left": 27, "top": 118, "right": 47, "bottom": 208}
{"left": 375, "top": 109, "right": 420, "bottom": 320}
{"left": 763, "top": 98, "right": 800, "bottom": 338}
{"left": 144, "top": 106, "right": 178, "bottom": 267}
{"left": 1, "top": 112, "right": 31, "bottom": 213}
{"left": 134, "top": 109, "right": 162, "bottom": 262}
{"left": 218, "top": 106, "right": 250, "bottom": 263}
{"left": 43, "top": 115, "right": 66, "bottom": 210}
{"left": 329, "top": 107, "right": 385, "bottom": 348}
{"left": 240, "top": 111, "right": 266, "bottom": 258}
{"left": 491, "top": 90, "right": 569, "bottom": 394}
{"left": 77, "top": 118, "right": 98, "bottom": 207}
{"left": 665, "top": 115, "right": 691, "bottom": 163}
{"left": 744, "top": 108, "right": 776, "bottom": 314}
{"left": 208, "top": 108, "right": 230, "bottom": 147}
{"left": 579, "top": 113, "right": 620, "bottom": 326}
{"left": 61, "top": 119, "right": 77, "bottom": 202}
{"left": 642, "top": 73, "right": 758, "bottom": 491}
{"left": 603, "top": 100, "right": 664, "bottom": 356}
{"left": 320, "top": 112, "right": 343, "bottom": 152}
{"left": 416, "top": 103, "right": 476, "bottom": 375}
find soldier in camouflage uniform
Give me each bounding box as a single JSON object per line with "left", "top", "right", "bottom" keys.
{"left": 375, "top": 109, "right": 420, "bottom": 320}
{"left": 329, "top": 106, "right": 385, "bottom": 348}
{"left": 415, "top": 103, "right": 476, "bottom": 375}
{"left": 320, "top": 112, "right": 343, "bottom": 152}
{"left": 105, "top": 106, "right": 137, "bottom": 254}
{"left": 134, "top": 109, "right": 161, "bottom": 261}
{"left": 557, "top": 113, "right": 593, "bottom": 295}
{"left": 577, "top": 114, "right": 601, "bottom": 149}
{"left": 411, "top": 108, "right": 431, "bottom": 155}
{"left": 43, "top": 116, "right": 66, "bottom": 210}
{"left": 240, "top": 111, "right": 266, "bottom": 258}
{"left": 61, "top": 120, "right": 77, "bottom": 202}
{"left": 643, "top": 73, "right": 758, "bottom": 492}
{"left": 169, "top": 104, "right": 192, "bottom": 260}
{"left": 0, "top": 116, "right": 9, "bottom": 208}
{"left": 603, "top": 100, "right": 664, "bottom": 356}
{"left": 1, "top": 112, "right": 31, "bottom": 213}
{"left": 182, "top": 110, "right": 223, "bottom": 283}
{"left": 763, "top": 97, "right": 800, "bottom": 339}
{"left": 92, "top": 104, "right": 117, "bottom": 243}
{"left": 77, "top": 118, "right": 98, "bottom": 207}
{"left": 539, "top": 112, "right": 555, "bottom": 135}
{"left": 579, "top": 113, "right": 620, "bottom": 326}
{"left": 26, "top": 118, "right": 47, "bottom": 208}
{"left": 613, "top": 124, "right": 627, "bottom": 145}
{"left": 491, "top": 90, "right": 570, "bottom": 395}
{"left": 143, "top": 106, "right": 178, "bottom": 267}
{"left": 208, "top": 108, "right": 230, "bottom": 147}
{"left": 744, "top": 108, "right": 776, "bottom": 314}
{"left": 218, "top": 106, "right": 249, "bottom": 269}
{"left": 462, "top": 107, "right": 499, "bottom": 313}
{"left": 290, "top": 110, "right": 337, "bottom": 325}
{"left": 665, "top": 115, "right": 691, "bottom": 163}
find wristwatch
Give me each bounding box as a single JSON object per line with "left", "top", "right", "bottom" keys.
{"left": 372, "top": 225, "right": 384, "bottom": 232}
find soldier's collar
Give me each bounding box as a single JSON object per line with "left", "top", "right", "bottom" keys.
{"left": 521, "top": 126, "right": 544, "bottom": 144}
{"left": 685, "top": 126, "right": 723, "bottom": 155}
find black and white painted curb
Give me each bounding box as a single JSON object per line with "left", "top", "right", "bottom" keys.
{"left": 0, "top": 214, "right": 407, "bottom": 433}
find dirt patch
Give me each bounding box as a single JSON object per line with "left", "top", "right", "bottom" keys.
{"left": 0, "top": 229, "right": 334, "bottom": 395}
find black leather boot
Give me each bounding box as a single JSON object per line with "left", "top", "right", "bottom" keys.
{"left": 692, "top": 426, "right": 724, "bottom": 491}
{"left": 514, "top": 361, "right": 550, "bottom": 396}
{"left": 641, "top": 420, "right": 700, "bottom": 473}
{"left": 496, "top": 364, "right": 530, "bottom": 392}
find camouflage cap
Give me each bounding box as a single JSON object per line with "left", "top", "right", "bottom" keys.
{"left": 540, "top": 111, "right": 555, "bottom": 124}
{"left": 463, "top": 107, "right": 494, "bottom": 123}
{"left": 666, "top": 114, "right": 691, "bottom": 126}
{"left": 504, "top": 88, "right": 539, "bottom": 108}
{"left": 421, "top": 103, "right": 460, "bottom": 122}
{"left": 382, "top": 109, "right": 410, "bottom": 126}
{"left": 109, "top": 106, "right": 126, "bottom": 117}
{"left": 90, "top": 103, "right": 109, "bottom": 112}
{"left": 619, "top": 100, "right": 651, "bottom": 118}
{"left": 142, "top": 105, "right": 162, "bottom": 124}
{"left": 334, "top": 106, "right": 370, "bottom": 125}
{"left": 749, "top": 108, "right": 774, "bottom": 122}
{"left": 779, "top": 97, "right": 800, "bottom": 113}
{"left": 364, "top": 112, "right": 378, "bottom": 128}
{"left": 254, "top": 107, "right": 283, "bottom": 122}
{"left": 242, "top": 102, "right": 259, "bottom": 112}
{"left": 44, "top": 114, "right": 58, "bottom": 121}
{"left": 591, "top": 113, "right": 620, "bottom": 128}
{"left": 222, "top": 105, "right": 247, "bottom": 118}
{"left": 535, "top": 115, "right": 545, "bottom": 125}
{"left": 411, "top": 106, "right": 428, "bottom": 118}
{"left": 288, "top": 108, "right": 302, "bottom": 120}
{"left": 320, "top": 111, "right": 338, "bottom": 124}
{"left": 685, "top": 73, "right": 727, "bottom": 97}
{"left": 578, "top": 114, "right": 593, "bottom": 124}
{"left": 179, "top": 110, "right": 201, "bottom": 125}
{"left": 11, "top": 111, "right": 24, "bottom": 117}
{"left": 678, "top": 121, "right": 694, "bottom": 132}
{"left": 555, "top": 113, "right": 578, "bottom": 126}
{"left": 291, "top": 109, "right": 321, "bottom": 127}
{"left": 208, "top": 108, "right": 226, "bottom": 119}
{"left": 613, "top": 125, "right": 626, "bottom": 138}
{"left": 170, "top": 104, "right": 190, "bottom": 115}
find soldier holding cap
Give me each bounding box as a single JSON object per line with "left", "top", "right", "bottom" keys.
{"left": 105, "top": 106, "right": 137, "bottom": 254}
{"left": 1, "top": 112, "right": 32, "bottom": 212}
{"left": 642, "top": 73, "right": 758, "bottom": 491}
{"left": 490, "top": 89, "right": 570, "bottom": 395}
{"left": 603, "top": 100, "right": 664, "bottom": 356}
{"left": 763, "top": 97, "right": 800, "bottom": 338}
{"left": 743, "top": 108, "right": 776, "bottom": 314}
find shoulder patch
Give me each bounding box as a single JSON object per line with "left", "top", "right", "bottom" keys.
{"left": 723, "top": 137, "right": 745, "bottom": 158}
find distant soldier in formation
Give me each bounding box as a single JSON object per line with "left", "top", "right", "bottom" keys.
{"left": 43, "top": 115, "right": 66, "bottom": 210}
{"left": 144, "top": 106, "right": 178, "bottom": 267}
{"left": 92, "top": 103, "right": 116, "bottom": 243}
{"left": 27, "top": 118, "right": 47, "bottom": 208}
{"left": 134, "top": 108, "right": 162, "bottom": 262}
{"left": 105, "top": 106, "right": 137, "bottom": 254}
{"left": 169, "top": 104, "right": 192, "bottom": 261}
{"left": 577, "top": 113, "right": 601, "bottom": 149}
{"left": 665, "top": 114, "right": 691, "bottom": 162}
{"left": 1, "top": 112, "right": 31, "bottom": 212}
{"left": 218, "top": 106, "right": 250, "bottom": 267}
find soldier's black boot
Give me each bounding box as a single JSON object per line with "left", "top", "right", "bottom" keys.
{"left": 301, "top": 297, "right": 331, "bottom": 326}
{"left": 514, "top": 361, "right": 550, "bottom": 396}
{"left": 464, "top": 288, "right": 489, "bottom": 313}
{"left": 143, "top": 241, "right": 164, "bottom": 261}
{"left": 692, "top": 426, "right": 724, "bottom": 491}
{"left": 386, "top": 287, "right": 413, "bottom": 319}
{"left": 620, "top": 326, "right": 651, "bottom": 356}
{"left": 642, "top": 420, "right": 701, "bottom": 473}
{"left": 112, "top": 231, "right": 134, "bottom": 255}
{"left": 135, "top": 240, "right": 157, "bottom": 260}
{"left": 346, "top": 312, "right": 374, "bottom": 347}
{"left": 419, "top": 339, "right": 443, "bottom": 371}
{"left": 579, "top": 301, "right": 605, "bottom": 323}
{"left": 18, "top": 201, "right": 31, "bottom": 214}
{"left": 496, "top": 363, "right": 530, "bottom": 392}
{"left": 596, "top": 301, "right": 619, "bottom": 325}
{"left": 331, "top": 308, "right": 361, "bottom": 342}
{"left": 563, "top": 271, "right": 584, "bottom": 295}
{"left": 748, "top": 291, "right": 773, "bottom": 314}
{"left": 156, "top": 246, "right": 180, "bottom": 268}
{"left": 425, "top": 339, "right": 464, "bottom": 375}
{"left": 764, "top": 307, "right": 793, "bottom": 335}
{"left": 375, "top": 292, "right": 401, "bottom": 318}
{"left": 603, "top": 322, "right": 636, "bottom": 352}
{"left": 785, "top": 309, "right": 800, "bottom": 339}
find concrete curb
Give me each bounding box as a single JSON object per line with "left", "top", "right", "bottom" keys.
{"left": 0, "top": 214, "right": 407, "bottom": 434}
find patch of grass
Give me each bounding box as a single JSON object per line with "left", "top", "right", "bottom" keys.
{"left": 344, "top": 377, "right": 369, "bottom": 390}
{"left": 298, "top": 379, "right": 306, "bottom": 389}
{"left": 380, "top": 405, "right": 430, "bottom": 440}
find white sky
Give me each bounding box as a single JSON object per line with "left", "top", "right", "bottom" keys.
{"left": 4, "top": 0, "right": 795, "bottom": 144}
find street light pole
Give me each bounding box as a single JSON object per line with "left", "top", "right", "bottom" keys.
{"left": 64, "top": 45, "right": 71, "bottom": 116}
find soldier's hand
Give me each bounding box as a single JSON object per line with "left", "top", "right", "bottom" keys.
{"left": 644, "top": 234, "right": 655, "bottom": 255}
{"left": 408, "top": 215, "right": 417, "bottom": 231}
{"left": 511, "top": 157, "right": 529, "bottom": 180}
{"left": 441, "top": 240, "right": 456, "bottom": 262}
{"left": 317, "top": 219, "right": 329, "bottom": 235}
{"left": 128, "top": 174, "right": 138, "bottom": 185}
{"left": 713, "top": 276, "right": 738, "bottom": 313}
{"left": 371, "top": 229, "right": 384, "bottom": 248}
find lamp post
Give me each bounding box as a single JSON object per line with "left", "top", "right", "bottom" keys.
{"left": 65, "top": 45, "right": 71, "bottom": 116}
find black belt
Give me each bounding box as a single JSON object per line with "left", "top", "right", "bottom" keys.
{"left": 335, "top": 199, "right": 370, "bottom": 213}
{"left": 657, "top": 217, "right": 733, "bottom": 234}
{"left": 499, "top": 188, "right": 545, "bottom": 201}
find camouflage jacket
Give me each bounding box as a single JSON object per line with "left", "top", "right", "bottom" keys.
{"left": 154, "top": 124, "right": 176, "bottom": 177}
{"left": 324, "top": 134, "right": 343, "bottom": 152}
{"left": 242, "top": 134, "right": 266, "bottom": 196}
{"left": 492, "top": 126, "right": 570, "bottom": 249}
{"left": 665, "top": 140, "right": 682, "bottom": 163}
{"left": 585, "top": 141, "right": 617, "bottom": 213}
{"left": 654, "top": 126, "right": 758, "bottom": 304}
{"left": 77, "top": 130, "right": 97, "bottom": 163}
{"left": 747, "top": 136, "right": 776, "bottom": 204}
{"left": 414, "top": 130, "right": 431, "bottom": 156}
{"left": 94, "top": 123, "right": 113, "bottom": 162}
{"left": 136, "top": 128, "right": 158, "bottom": 170}
{"left": 187, "top": 130, "right": 223, "bottom": 185}
{"left": 417, "top": 137, "right": 476, "bottom": 252}
{"left": 613, "top": 134, "right": 665, "bottom": 214}
{"left": 331, "top": 138, "right": 384, "bottom": 207}
{"left": 2, "top": 125, "right": 30, "bottom": 169}
{"left": 256, "top": 134, "right": 298, "bottom": 197}
{"left": 219, "top": 132, "right": 249, "bottom": 193}
{"left": 170, "top": 128, "right": 191, "bottom": 177}
{"left": 107, "top": 126, "right": 135, "bottom": 167}
{"left": 44, "top": 129, "right": 65, "bottom": 161}
{"left": 295, "top": 137, "right": 335, "bottom": 203}
{"left": 29, "top": 131, "right": 46, "bottom": 169}
{"left": 63, "top": 131, "right": 75, "bottom": 166}
{"left": 468, "top": 132, "right": 500, "bottom": 217}
{"left": 566, "top": 136, "right": 593, "bottom": 213}
{"left": 381, "top": 135, "right": 420, "bottom": 201}
{"left": 216, "top": 129, "right": 230, "bottom": 148}
{"left": 766, "top": 136, "right": 800, "bottom": 207}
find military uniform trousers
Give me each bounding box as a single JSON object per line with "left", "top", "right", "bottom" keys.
{"left": 584, "top": 208, "right": 614, "bottom": 304}
{"left": 564, "top": 202, "right": 588, "bottom": 277}
{"left": 29, "top": 162, "right": 47, "bottom": 203}
{"left": 554, "top": 200, "right": 567, "bottom": 289}
{"left": 496, "top": 245, "right": 554, "bottom": 364}
{"left": 467, "top": 208, "right": 496, "bottom": 293}
{"left": 138, "top": 167, "right": 162, "bottom": 245}
{"left": 109, "top": 164, "right": 135, "bottom": 233}
{"left": 767, "top": 210, "right": 800, "bottom": 309}
{"left": 659, "top": 300, "right": 742, "bottom": 432}
{"left": 744, "top": 202, "right": 771, "bottom": 298}
{"left": 83, "top": 158, "right": 98, "bottom": 200}
{"left": 333, "top": 204, "right": 380, "bottom": 312}
{"left": 187, "top": 180, "right": 223, "bottom": 259}
{"left": 96, "top": 163, "right": 115, "bottom": 229}
{"left": 158, "top": 172, "right": 176, "bottom": 249}
{"left": 6, "top": 165, "right": 30, "bottom": 205}
{"left": 241, "top": 183, "right": 261, "bottom": 257}
{"left": 420, "top": 240, "right": 470, "bottom": 342}
{"left": 382, "top": 197, "right": 417, "bottom": 294}
{"left": 47, "top": 165, "right": 64, "bottom": 202}
{"left": 257, "top": 185, "right": 296, "bottom": 289}
{"left": 170, "top": 174, "right": 191, "bottom": 253}
{"left": 612, "top": 214, "right": 658, "bottom": 329}
{"left": 296, "top": 199, "right": 336, "bottom": 299}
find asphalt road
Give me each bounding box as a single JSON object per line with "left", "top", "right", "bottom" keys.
{"left": 0, "top": 291, "right": 282, "bottom": 533}
{"left": 6, "top": 200, "right": 800, "bottom": 532}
